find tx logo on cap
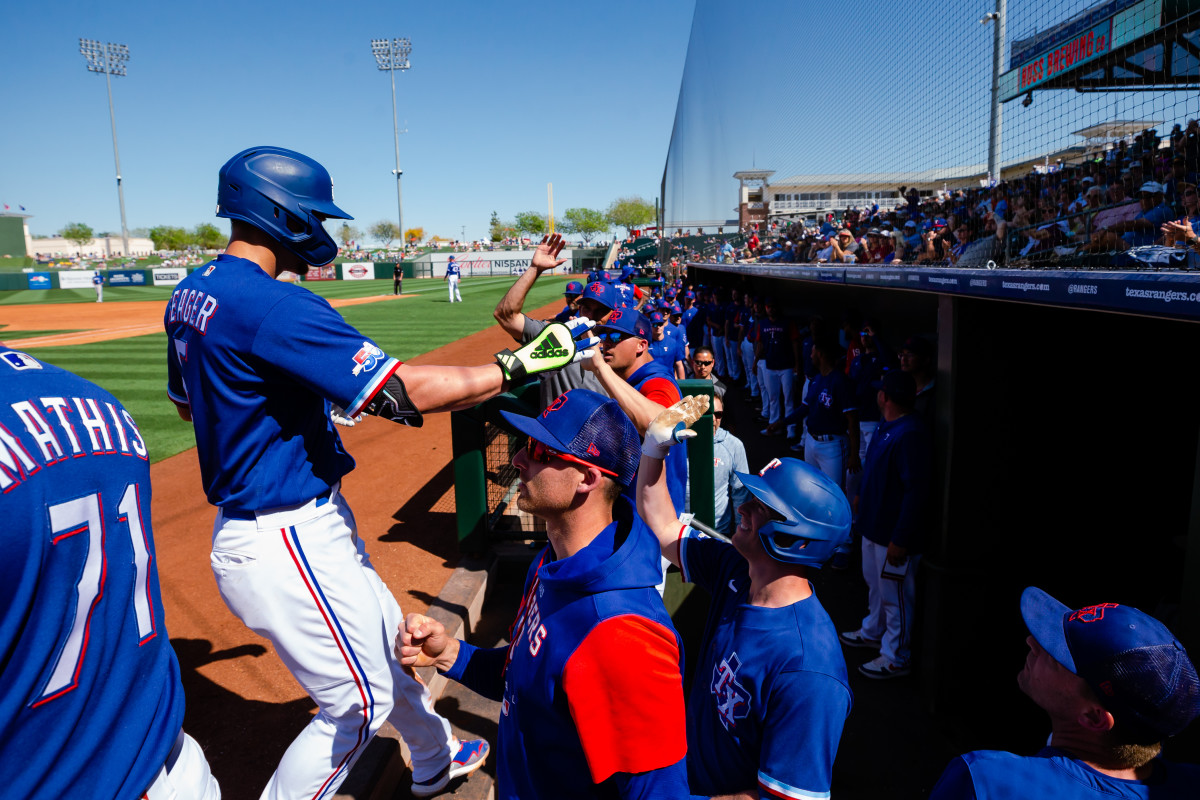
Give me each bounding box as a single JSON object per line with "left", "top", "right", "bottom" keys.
{"left": 1068, "top": 603, "right": 1120, "bottom": 623}
{"left": 542, "top": 395, "right": 568, "bottom": 418}
{"left": 758, "top": 458, "right": 782, "bottom": 476}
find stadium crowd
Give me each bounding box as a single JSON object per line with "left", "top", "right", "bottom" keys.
{"left": 704, "top": 121, "right": 1200, "bottom": 270}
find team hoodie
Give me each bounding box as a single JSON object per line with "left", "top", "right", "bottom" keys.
{"left": 445, "top": 497, "right": 692, "bottom": 799}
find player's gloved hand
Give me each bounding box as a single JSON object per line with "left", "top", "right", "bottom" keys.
{"left": 643, "top": 394, "right": 710, "bottom": 460}
{"left": 330, "top": 403, "right": 364, "bottom": 427}
{"left": 493, "top": 317, "right": 599, "bottom": 383}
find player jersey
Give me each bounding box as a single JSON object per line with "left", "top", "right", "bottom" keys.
{"left": 164, "top": 254, "right": 400, "bottom": 512}
{"left": 648, "top": 336, "right": 684, "bottom": 373}
{"left": 756, "top": 317, "right": 798, "bottom": 371}
{"left": 445, "top": 498, "right": 690, "bottom": 800}
{"left": 0, "top": 348, "right": 184, "bottom": 800}
{"left": 929, "top": 747, "right": 1200, "bottom": 800}
{"left": 446, "top": 262, "right": 461, "bottom": 277}
{"left": 803, "top": 369, "right": 857, "bottom": 436}
{"left": 857, "top": 412, "right": 931, "bottom": 552}
{"left": 624, "top": 360, "right": 686, "bottom": 513}
{"left": 678, "top": 530, "right": 852, "bottom": 800}
{"left": 848, "top": 351, "right": 889, "bottom": 423}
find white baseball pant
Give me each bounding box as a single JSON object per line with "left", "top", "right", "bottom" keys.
{"left": 447, "top": 276, "right": 462, "bottom": 302}
{"left": 141, "top": 731, "right": 222, "bottom": 800}
{"left": 860, "top": 539, "right": 920, "bottom": 667}
{"left": 210, "top": 487, "right": 453, "bottom": 800}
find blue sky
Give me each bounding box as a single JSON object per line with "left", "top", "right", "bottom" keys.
{"left": 0, "top": 0, "right": 693, "bottom": 242}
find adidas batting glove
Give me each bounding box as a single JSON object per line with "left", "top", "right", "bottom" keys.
{"left": 494, "top": 318, "right": 599, "bottom": 383}
{"left": 643, "top": 395, "right": 710, "bottom": 459}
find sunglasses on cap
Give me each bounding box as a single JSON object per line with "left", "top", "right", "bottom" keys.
{"left": 526, "top": 438, "right": 617, "bottom": 477}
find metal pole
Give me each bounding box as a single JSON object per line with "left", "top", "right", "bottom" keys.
{"left": 987, "top": 0, "right": 1006, "bottom": 184}
{"left": 101, "top": 46, "right": 130, "bottom": 258}
{"left": 389, "top": 60, "right": 403, "bottom": 249}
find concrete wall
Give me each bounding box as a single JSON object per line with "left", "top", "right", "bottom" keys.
{"left": 26, "top": 234, "right": 155, "bottom": 258}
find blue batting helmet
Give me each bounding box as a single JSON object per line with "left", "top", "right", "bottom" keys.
{"left": 734, "top": 458, "right": 851, "bottom": 566}
{"left": 216, "top": 146, "right": 352, "bottom": 267}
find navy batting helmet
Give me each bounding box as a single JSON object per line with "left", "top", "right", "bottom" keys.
{"left": 734, "top": 457, "right": 851, "bottom": 566}
{"left": 216, "top": 146, "right": 351, "bottom": 267}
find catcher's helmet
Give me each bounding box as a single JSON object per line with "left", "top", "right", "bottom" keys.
{"left": 216, "top": 147, "right": 351, "bottom": 267}
{"left": 734, "top": 457, "right": 851, "bottom": 566}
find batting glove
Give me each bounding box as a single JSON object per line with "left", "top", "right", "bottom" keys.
{"left": 643, "top": 395, "right": 710, "bottom": 460}
{"left": 330, "top": 403, "right": 364, "bottom": 427}
{"left": 494, "top": 318, "right": 599, "bottom": 383}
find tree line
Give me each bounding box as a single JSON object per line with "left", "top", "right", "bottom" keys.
{"left": 488, "top": 196, "right": 655, "bottom": 246}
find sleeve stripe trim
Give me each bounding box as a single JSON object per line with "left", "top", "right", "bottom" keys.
{"left": 346, "top": 358, "right": 400, "bottom": 417}
{"left": 166, "top": 390, "right": 189, "bottom": 406}
{"left": 677, "top": 523, "right": 692, "bottom": 583}
{"left": 758, "top": 772, "right": 829, "bottom": 800}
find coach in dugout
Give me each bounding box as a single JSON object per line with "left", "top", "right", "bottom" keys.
{"left": 929, "top": 588, "right": 1200, "bottom": 799}
{"left": 396, "top": 389, "right": 753, "bottom": 800}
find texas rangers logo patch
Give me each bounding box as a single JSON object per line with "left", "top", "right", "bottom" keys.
{"left": 711, "top": 652, "right": 751, "bottom": 730}
{"left": 351, "top": 342, "right": 384, "bottom": 376}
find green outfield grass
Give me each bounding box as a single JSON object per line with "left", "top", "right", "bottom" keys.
{"left": 15, "top": 274, "right": 569, "bottom": 463}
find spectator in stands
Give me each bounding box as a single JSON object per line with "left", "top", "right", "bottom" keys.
{"left": 841, "top": 370, "right": 930, "bottom": 680}
{"left": 862, "top": 229, "right": 894, "bottom": 264}
{"left": 820, "top": 229, "right": 862, "bottom": 263}
{"left": 929, "top": 588, "right": 1200, "bottom": 798}
{"left": 1085, "top": 181, "right": 1174, "bottom": 252}
{"left": 954, "top": 216, "right": 1007, "bottom": 268}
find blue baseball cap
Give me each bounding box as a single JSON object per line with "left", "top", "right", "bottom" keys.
{"left": 620, "top": 266, "right": 635, "bottom": 280}
{"left": 1021, "top": 587, "right": 1200, "bottom": 740}
{"left": 649, "top": 311, "right": 665, "bottom": 325}
{"left": 684, "top": 290, "right": 695, "bottom": 299}
{"left": 598, "top": 308, "right": 652, "bottom": 340}
{"left": 500, "top": 389, "right": 641, "bottom": 486}
{"left": 564, "top": 281, "right": 583, "bottom": 297}
{"left": 669, "top": 303, "right": 682, "bottom": 315}
{"left": 580, "top": 281, "right": 616, "bottom": 310}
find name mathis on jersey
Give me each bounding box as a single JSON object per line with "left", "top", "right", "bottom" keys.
{"left": 166, "top": 286, "right": 219, "bottom": 334}
{"left": 0, "top": 395, "right": 148, "bottom": 491}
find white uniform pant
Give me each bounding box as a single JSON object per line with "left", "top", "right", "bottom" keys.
{"left": 141, "top": 730, "right": 222, "bottom": 800}
{"left": 724, "top": 338, "right": 742, "bottom": 380}
{"left": 803, "top": 432, "right": 846, "bottom": 490}
{"left": 210, "top": 489, "right": 453, "bottom": 800}
{"left": 447, "top": 276, "right": 462, "bottom": 302}
{"left": 762, "top": 367, "right": 797, "bottom": 438}
{"left": 860, "top": 539, "right": 920, "bottom": 666}
{"left": 757, "top": 361, "right": 771, "bottom": 421}
{"left": 740, "top": 339, "right": 757, "bottom": 396}
{"left": 844, "top": 420, "right": 878, "bottom": 511}
{"left": 95, "top": 284, "right": 104, "bottom": 303}
{"left": 711, "top": 334, "right": 726, "bottom": 376}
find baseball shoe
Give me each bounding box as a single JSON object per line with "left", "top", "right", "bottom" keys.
{"left": 858, "top": 655, "right": 911, "bottom": 680}
{"left": 410, "top": 738, "right": 490, "bottom": 797}
{"left": 838, "top": 629, "right": 881, "bottom": 649}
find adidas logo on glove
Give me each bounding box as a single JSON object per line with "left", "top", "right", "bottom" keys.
{"left": 530, "top": 333, "right": 569, "bottom": 359}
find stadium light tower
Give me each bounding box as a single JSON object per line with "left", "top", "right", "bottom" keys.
{"left": 980, "top": 1, "right": 1006, "bottom": 185}
{"left": 79, "top": 38, "right": 131, "bottom": 258}
{"left": 371, "top": 37, "right": 411, "bottom": 250}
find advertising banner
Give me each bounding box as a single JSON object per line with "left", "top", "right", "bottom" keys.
{"left": 26, "top": 272, "right": 52, "bottom": 290}
{"left": 152, "top": 267, "right": 187, "bottom": 286}
{"left": 341, "top": 262, "right": 374, "bottom": 281}
{"left": 107, "top": 269, "right": 147, "bottom": 286}
{"left": 58, "top": 271, "right": 97, "bottom": 289}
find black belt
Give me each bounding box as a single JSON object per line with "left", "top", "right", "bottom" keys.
{"left": 807, "top": 433, "right": 846, "bottom": 443}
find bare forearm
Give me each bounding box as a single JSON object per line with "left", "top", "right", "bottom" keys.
{"left": 397, "top": 363, "right": 506, "bottom": 414}
{"left": 591, "top": 363, "right": 666, "bottom": 434}
{"left": 636, "top": 453, "right": 683, "bottom": 566}
{"left": 493, "top": 268, "right": 540, "bottom": 340}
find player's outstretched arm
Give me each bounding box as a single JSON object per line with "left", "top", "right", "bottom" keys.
{"left": 637, "top": 395, "right": 709, "bottom": 567}
{"left": 493, "top": 233, "right": 567, "bottom": 340}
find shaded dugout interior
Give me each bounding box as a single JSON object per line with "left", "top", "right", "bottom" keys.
{"left": 689, "top": 264, "right": 1200, "bottom": 761}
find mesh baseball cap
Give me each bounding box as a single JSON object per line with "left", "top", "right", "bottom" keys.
{"left": 500, "top": 389, "right": 641, "bottom": 486}
{"left": 598, "top": 308, "right": 652, "bottom": 340}
{"left": 1021, "top": 587, "right": 1200, "bottom": 740}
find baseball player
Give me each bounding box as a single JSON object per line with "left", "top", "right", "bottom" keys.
{"left": 164, "top": 146, "right": 596, "bottom": 800}
{"left": 638, "top": 397, "right": 854, "bottom": 800}
{"left": 551, "top": 280, "right": 583, "bottom": 323}
{"left": 397, "top": 389, "right": 735, "bottom": 800}
{"left": 92, "top": 270, "right": 104, "bottom": 302}
{"left": 444, "top": 255, "right": 463, "bottom": 302}
{"left": 0, "top": 346, "right": 220, "bottom": 800}
{"left": 929, "top": 588, "right": 1200, "bottom": 799}
{"left": 393, "top": 262, "right": 404, "bottom": 295}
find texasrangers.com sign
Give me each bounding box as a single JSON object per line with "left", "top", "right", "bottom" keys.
{"left": 341, "top": 262, "right": 375, "bottom": 281}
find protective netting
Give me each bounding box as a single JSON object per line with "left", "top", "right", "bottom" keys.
{"left": 664, "top": 0, "right": 1200, "bottom": 268}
